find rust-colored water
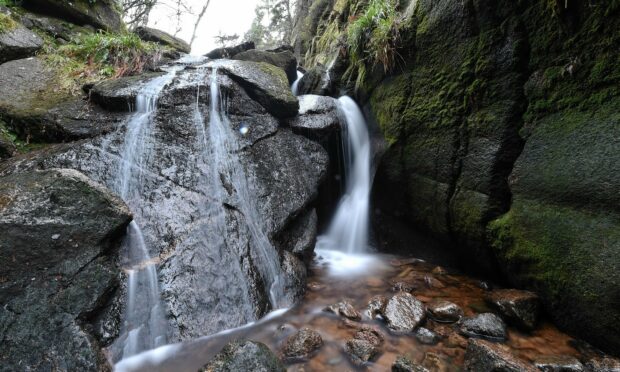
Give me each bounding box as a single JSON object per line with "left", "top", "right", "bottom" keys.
{"left": 116, "top": 250, "right": 583, "bottom": 371}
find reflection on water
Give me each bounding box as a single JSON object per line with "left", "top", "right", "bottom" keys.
{"left": 116, "top": 250, "right": 585, "bottom": 371}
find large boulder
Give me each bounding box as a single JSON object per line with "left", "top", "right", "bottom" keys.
{"left": 0, "top": 168, "right": 132, "bottom": 371}
{"left": 135, "top": 26, "right": 191, "bottom": 54}
{"left": 22, "top": 0, "right": 123, "bottom": 32}
{"left": 0, "top": 57, "right": 127, "bottom": 142}
{"left": 233, "top": 49, "right": 297, "bottom": 84}
{"left": 0, "top": 13, "right": 43, "bottom": 64}
{"left": 205, "top": 41, "right": 255, "bottom": 59}
{"left": 201, "top": 340, "right": 285, "bottom": 372}
{"left": 0, "top": 67, "right": 329, "bottom": 347}
{"left": 215, "top": 60, "right": 299, "bottom": 118}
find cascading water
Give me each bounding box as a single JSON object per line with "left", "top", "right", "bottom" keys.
{"left": 206, "top": 67, "right": 287, "bottom": 308}
{"left": 316, "top": 96, "right": 371, "bottom": 254}
{"left": 291, "top": 70, "right": 304, "bottom": 96}
{"left": 113, "top": 68, "right": 179, "bottom": 359}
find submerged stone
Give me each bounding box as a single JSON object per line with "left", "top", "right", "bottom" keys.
{"left": 427, "top": 299, "right": 463, "bottom": 323}
{"left": 464, "top": 339, "right": 536, "bottom": 371}
{"left": 533, "top": 355, "right": 584, "bottom": 372}
{"left": 324, "top": 300, "right": 362, "bottom": 321}
{"left": 344, "top": 339, "right": 380, "bottom": 366}
{"left": 392, "top": 356, "right": 430, "bottom": 372}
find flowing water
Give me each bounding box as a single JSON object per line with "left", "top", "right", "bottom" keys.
{"left": 115, "top": 250, "right": 587, "bottom": 372}
{"left": 291, "top": 70, "right": 304, "bottom": 96}
{"left": 205, "top": 67, "right": 287, "bottom": 308}
{"left": 316, "top": 96, "right": 371, "bottom": 254}
{"left": 112, "top": 68, "right": 180, "bottom": 359}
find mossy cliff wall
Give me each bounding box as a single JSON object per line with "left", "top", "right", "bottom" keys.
{"left": 293, "top": 0, "right": 620, "bottom": 354}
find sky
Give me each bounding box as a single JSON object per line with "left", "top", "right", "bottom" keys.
{"left": 148, "top": 0, "right": 262, "bottom": 55}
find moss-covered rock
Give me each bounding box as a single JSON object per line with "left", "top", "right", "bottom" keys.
{"left": 0, "top": 12, "right": 43, "bottom": 63}
{"left": 233, "top": 49, "right": 298, "bottom": 84}
{"left": 135, "top": 26, "right": 190, "bottom": 54}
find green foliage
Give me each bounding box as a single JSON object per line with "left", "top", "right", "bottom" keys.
{"left": 344, "top": 0, "right": 401, "bottom": 92}
{"left": 57, "top": 31, "right": 163, "bottom": 78}
{"left": 0, "top": 12, "right": 17, "bottom": 34}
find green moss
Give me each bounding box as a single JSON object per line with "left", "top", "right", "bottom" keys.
{"left": 369, "top": 74, "right": 411, "bottom": 145}
{"left": 0, "top": 12, "right": 17, "bottom": 34}
{"left": 0, "top": 119, "right": 46, "bottom": 153}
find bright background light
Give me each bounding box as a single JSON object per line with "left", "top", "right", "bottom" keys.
{"left": 148, "top": 0, "right": 261, "bottom": 55}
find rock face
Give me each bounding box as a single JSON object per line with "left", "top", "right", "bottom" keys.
{"left": 0, "top": 169, "right": 132, "bottom": 371}
{"left": 459, "top": 313, "right": 507, "bottom": 340}
{"left": 233, "top": 49, "right": 298, "bottom": 84}
{"left": 135, "top": 26, "right": 191, "bottom": 54}
{"left": 282, "top": 328, "right": 323, "bottom": 360}
{"left": 0, "top": 57, "right": 127, "bottom": 142}
{"left": 89, "top": 72, "right": 167, "bottom": 111}
{"left": 286, "top": 95, "right": 341, "bottom": 143}
{"left": 0, "top": 66, "right": 329, "bottom": 346}
{"left": 464, "top": 339, "right": 536, "bottom": 372}
{"left": 216, "top": 60, "right": 299, "bottom": 118}
{"left": 295, "top": 64, "right": 335, "bottom": 96}
{"left": 0, "top": 20, "right": 44, "bottom": 64}
{"left": 296, "top": 0, "right": 620, "bottom": 355}
{"left": 383, "top": 292, "right": 426, "bottom": 332}
{"left": 201, "top": 341, "right": 285, "bottom": 372}
{"left": 485, "top": 289, "right": 540, "bottom": 330}
{"left": 22, "top": 0, "right": 123, "bottom": 32}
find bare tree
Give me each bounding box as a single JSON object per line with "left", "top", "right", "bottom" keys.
{"left": 189, "top": 0, "right": 211, "bottom": 47}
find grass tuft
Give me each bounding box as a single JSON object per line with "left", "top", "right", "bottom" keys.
{"left": 0, "top": 12, "right": 17, "bottom": 34}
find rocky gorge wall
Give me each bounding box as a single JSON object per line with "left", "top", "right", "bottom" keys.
{"left": 293, "top": 0, "right": 620, "bottom": 355}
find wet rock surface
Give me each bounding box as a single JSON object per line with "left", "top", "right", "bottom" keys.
{"left": 205, "top": 41, "right": 255, "bottom": 59}
{"left": 366, "top": 295, "right": 388, "bottom": 319}
{"left": 415, "top": 327, "right": 440, "bottom": 345}
{"left": 427, "top": 299, "right": 463, "bottom": 323}
{"left": 201, "top": 340, "right": 285, "bottom": 372}
{"left": 135, "top": 26, "right": 190, "bottom": 53}
{"left": 464, "top": 339, "right": 536, "bottom": 371}
{"left": 296, "top": 64, "right": 335, "bottom": 96}
{"left": 485, "top": 289, "right": 540, "bottom": 330}
{"left": 281, "top": 327, "right": 323, "bottom": 360}
{"left": 0, "top": 66, "right": 328, "bottom": 345}
{"left": 233, "top": 49, "right": 297, "bottom": 84}
{"left": 533, "top": 355, "right": 585, "bottom": 371}
{"left": 0, "top": 168, "right": 132, "bottom": 371}
{"left": 0, "top": 22, "right": 43, "bottom": 64}
{"left": 383, "top": 292, "right": 426, "bottom": 332}
{"left": 460, "top": 313, "right": 507, "bottom": 340}
{"left": 215, "top": 60, "right": 299, "bottom": 118}
{"left": 89, "top": 72, "right": 167, "bottom": 111}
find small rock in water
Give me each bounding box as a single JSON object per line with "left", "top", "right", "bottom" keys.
{"left": 584, "top": 354, "right": 620, "bottom": 372}
{"left": 282, "top": 327, "right": 323, "bottom": 361}
{"left": 484, "top": 289, "right": 540, "bottom": 330}
{"left": 424, "top": 275, "right": 445, "bottom": 289}
{"left": 533, "top": 355, "right": 585, "bottom": 371}
{"left": 354, "top": 326, "right": 385, "bottom": 347}
{"left": 383, "top": 292, "right": 427, "bottom": 332}
{"left": 324, "top": 300, "right": 362, "bottom": 321}
{"left": 392, "top": 281, "right": 416, "bottom": 292}
{"left": 307, "top": 281, "right": 325, "bottom": 291}
{"left": 392, "top": 355, "right": 430, "bottom": 372}
{"left": 459, "top": 313, "right": 507, "bottom": 340}
{"left": 478, "top": 281, "right": 492, "bottom": 291}
{"left": 427, "top": 300, "right": 463, "bottom": 323}
{"left": 432, "top": 266, "right": 448, "bottom": 275}
{"left": 344, "top": 339, "right": 380, "bottom": 366}
{"left": 366, "top": 295, "right": 388, "bottom": 319}
{"left": 423, "top": 352, "right": 450, "bottom": 371}
{"left": 200, "top": 340, "right": 285, "bottom": 372}
{"left": 464, "top": 339, "right": 536, "bottom": 371}
{"left": 415, "top": 327, "right": 441, "bottom": 345}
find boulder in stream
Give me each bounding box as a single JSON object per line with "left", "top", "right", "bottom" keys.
{"left": 281, "top": 327, "right": 323, "bottom": 361}
{"left": 135, "top": 26, "right": 190, "bottom": 53}
{"left": 201, "top": 340, "right": 285, "bottom": 372}
{"left": 383, "top": 292, "right": 427, "bottom": 332}
{"left": 324, "top": 300, "right": 362, "bottom": 321}
{"left": 464, "top": 339, "right": 537, "bottom": 371}
{"left": 427, "top": 299, "right": 463, "bottom": 323}
{"left": 0, "top": 168, "right": 132, "bottom": 371}
{"left": 459, "top": 313, "right": 507, "bottom": 340}
{"left": 345, "top": 328, "right": 384, "bottom": 366}
{"left": 484, "top": 289, "right": 540, "bottom": 330}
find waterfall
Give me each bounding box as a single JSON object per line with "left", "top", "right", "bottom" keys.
{"left": 316, "top": 96, "right": 371, "bottom": 253}
{"left": 291, "top": 70, "right": 304, "bottom": 96}
{"left": 207, "top": 68, "right": 287, "bottom": 308}
{"left": 113, "top": 68, "right": 179, "bottom": 359}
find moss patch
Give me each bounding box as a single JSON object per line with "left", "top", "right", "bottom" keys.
{"left": 0, "top": 12, "right": 17, "bottom": 33}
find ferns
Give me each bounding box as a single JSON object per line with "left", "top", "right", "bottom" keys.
{"left": 344, "top": 0, "right": 401, "bottom": 92}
